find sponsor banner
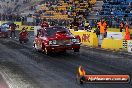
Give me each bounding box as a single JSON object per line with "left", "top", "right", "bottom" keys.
{"left": 107, "top": 32, "right": 124, "bottom": 39}
{"left": 101, "top": 38, "right": 123, "bottom": 50}
{"left": 84, "top": 75, "right": 130, "bottom": 83}
{"left": 70, "top": 29, "right": 98, "bottom": 47}
{"left": 21, "top": 26, "right": 35, "bottom": 31}
{"left": 127, "top": 40, "right": 132, "bottom": 53}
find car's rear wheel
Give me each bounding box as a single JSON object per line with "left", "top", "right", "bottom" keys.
{"left": 62, "top": 50, "right": 66, "bottom": 53}
{"left": 74, "top": 49, "right": 80, "bottom": 52}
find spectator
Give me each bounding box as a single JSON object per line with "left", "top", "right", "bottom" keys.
{"left": 9, "top": 23, "right": 17, "bottom": 38}
{"left": 97, "top": 19, "right": 107, "bottom": 39}
{"left": 84, "top": 20, "right": 90, "bottom": 30}
{"left": 71, "top": 18, "right": 79, "bottom": 31}
{"left": 120, "top": 21, "right": 124, "bottom": 32}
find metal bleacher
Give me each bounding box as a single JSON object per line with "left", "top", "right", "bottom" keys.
{"left": 100, "top": 0, "right": 132, "bottom": 26}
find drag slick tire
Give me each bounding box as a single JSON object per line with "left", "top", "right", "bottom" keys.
{"left": 74, "top": 49, "right": 80, "bottom": 52}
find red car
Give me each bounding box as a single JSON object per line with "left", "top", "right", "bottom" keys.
{"left": 33, "top": 26, "right": 81, "bottom": 54}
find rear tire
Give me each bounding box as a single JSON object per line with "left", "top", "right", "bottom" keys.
{"left": 74, "top": 49, "right": 80, "bottom": 52}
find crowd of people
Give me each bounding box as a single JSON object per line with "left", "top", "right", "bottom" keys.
{"left": 0, "top": 13, "right": 22, "bottom": 21}
{"left": 1, "top": 22, "right": 29, "bottom": 44}
{"left": 0, "top": 0, "right": 95, "bottom": 27}
{"left": 32, "top": 0, "right": 94, "bottom": 25}
{"left": 0, "top": 0, "right": 131, "bottom": 31}
{"left": 0, "top": 0, "right": 131, "bottom": 45}
{"left": 99, "top": 0, "right": 132, "bottom": 27}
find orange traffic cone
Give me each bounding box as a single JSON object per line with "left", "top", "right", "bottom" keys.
{"left": 125, "top": 25, "right": 130, "bottom": 40}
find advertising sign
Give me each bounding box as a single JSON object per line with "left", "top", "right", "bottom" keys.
{"left": 127, "top": 40, "right": 132, "bottom": 53}
{"left": 107, "top": 32, "right": 123, "bottom": 39}
{"left": 70, "top": 30, "right": 98, "bottom": 47}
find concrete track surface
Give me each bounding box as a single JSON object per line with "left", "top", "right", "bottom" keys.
{"left": 0, "top": 33, "right": 132, "bottom": 88}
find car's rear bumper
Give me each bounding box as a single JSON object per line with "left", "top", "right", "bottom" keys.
{"left": 45, "top": 43, "right": 81, "bottom": 52}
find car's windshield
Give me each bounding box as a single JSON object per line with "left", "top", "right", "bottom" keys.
{"left": 45, "top": 27, "right": 71, "bottom": 36}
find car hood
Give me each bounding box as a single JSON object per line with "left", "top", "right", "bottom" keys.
{"left": 40, "top": 34, "right": 75, "bottom": 40}
{"left": 51, "top": 35, "right": 75, "bottom": 40}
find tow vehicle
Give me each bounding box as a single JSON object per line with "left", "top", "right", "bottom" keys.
{"left": 0, "top": 23, "right": 10, "bottom": 38}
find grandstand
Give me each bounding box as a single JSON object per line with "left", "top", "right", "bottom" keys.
{"left": 0, "top": 0, "right": 97, "bottom": 26}
{"left": 2, "top": 0, "right": 132, "bottom": 28}
{"left": 0, "top": 0, "right": 40, "bottom": 13}
{"left": 33, "top": 0, "right": 96, "bottom": 20}
{"left": 99, "top": 0, "right": 132, "bottom": 27}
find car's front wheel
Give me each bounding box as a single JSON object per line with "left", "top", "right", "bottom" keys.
{"left": 44, "top": 47, "right": 51, "bottom": 55}
{"left": 34, "top": 43, "right": 41, "bottom": 52}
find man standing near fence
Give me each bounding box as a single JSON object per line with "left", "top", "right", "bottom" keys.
{"left": 97, "top": 19, "right": 107, "bottom": 46}
{"left": 9, "top": 23, "right": 17, "bottom": 38}
{"left": 120, "top": 21, "right": 124, "bottom": 32}
{"left": 97, "top": 19, "right": 107, "bottom": 39}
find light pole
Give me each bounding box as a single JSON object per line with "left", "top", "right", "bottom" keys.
{"left": 6, "top": 1, "right": 9, "bottom": 13}
{"left": 5, "top": 1, "right": 9, "bottom": 21}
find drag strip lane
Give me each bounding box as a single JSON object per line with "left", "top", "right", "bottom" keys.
{"left": 0, "top": 39, "right": 83, "bottom": 88}
{"left": 0, "top": 38, "right": 132, "bottom": 88}
{"left": 0, "top": 72, "right": 9, "bottom": 88}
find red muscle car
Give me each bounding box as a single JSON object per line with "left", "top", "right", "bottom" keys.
{"left": 33, "top": 26, "right": 81, "bottom": 55}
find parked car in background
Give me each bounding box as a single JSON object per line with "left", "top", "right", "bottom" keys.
{"left": 0, "top": 22, "right": 10, "bottom": 38}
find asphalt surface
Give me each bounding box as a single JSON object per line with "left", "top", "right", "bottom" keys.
{"left": 0, "top": 74, "right": 9, "bottom": 88}
{"left": 0, "top": 31, "right": 132, "bottom": 88}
